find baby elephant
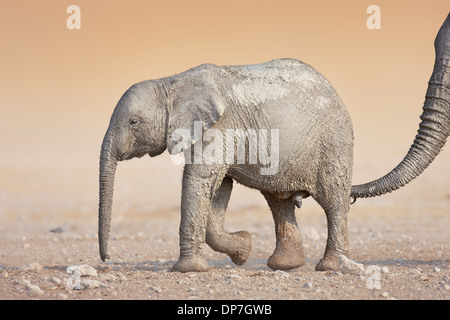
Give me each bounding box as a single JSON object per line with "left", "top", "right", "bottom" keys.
{"left": 99, "top": 58, "right": 352, "bottom": 272}
{"left": 98, "top": 12, "right": 450, "bottom": 274}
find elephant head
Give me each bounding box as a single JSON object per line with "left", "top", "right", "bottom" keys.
{"left": 98, "top": 66, "right": 226, "bottom": 261}
{"left": 351, "top": 13, "right": 450, "bottom": 199}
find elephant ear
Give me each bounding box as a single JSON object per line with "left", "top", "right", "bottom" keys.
{"left": 166, "top": 67, "right": 226, "bottom": 155}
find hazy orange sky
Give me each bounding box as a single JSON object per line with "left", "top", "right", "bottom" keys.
{"left": 0, "top": 1, "right": 449, "bottom": 172}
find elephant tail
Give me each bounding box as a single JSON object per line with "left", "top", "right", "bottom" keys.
{"left": 350, "top": 12, "right": 450, "bottom": 201}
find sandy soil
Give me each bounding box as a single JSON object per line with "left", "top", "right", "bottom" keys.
{"left": 0, "top": 150, "right": 449, "bottom": 301}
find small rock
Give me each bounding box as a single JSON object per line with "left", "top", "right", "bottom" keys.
{"left": 381, "top": 292, "right": 389, "bottom": 298}
{"left": 369, "top": 231, "right": 383, "bottom": 239}
{"left": 434, "top": 267, "right": 441, "bottom": 273}
{"left": 438, "top": 276, "right": 450, "bottom": 290}
{"left": 117, "top": 273, "right": 127, "bottom": 282}
{"left": 226, "top": 274, "right": 242, "bottom": 280}
{"left": 77, "top": 264, "right": 98, "bottom": 277}
{"left": 23, "top": 280, "right": 43, "bottom": 297}
{"left": 81, "top": 279, "right": 102, "bottom": 289}
{"left": 49, "top": 221, "right": 68, "bottom": 233}
{"left": 381, "top": 266, "right": 389, "bottom": 273}
{"left": 20, "top": 262, "right": 43, "bottom": 272}
{"left": 420, "top": 275, "right": 430, "bottom": 281}
{"left": 101, "top": 274, "right": 116, "bottom": 281}
{"left": 439, "top": 283, "right": 450, "bottom": 290}
{"left": 151, "top": 286, "right": 162, "bottom": 293}
{"left": 397, "top": 234, "right": 412, "bottom": 242}
{"left": 302, "top": 282, "right": 313, "bottom": 289}
{"left": 21, "top": 237, "right": 29, "bottom": 250}
{"left": 67, "top": 264, "right": 98, "bottom": 277}
{"left": 56, "top": 293, "right": 68, "bottom": 300}
{"left": 0, "top": 269, "right": 8, "bottom": 278}
{"left": 49, "top": 277, "right": 62, "bottom": 285}
{"left": 274, "top": 270, "right": 290, "bottom": 278}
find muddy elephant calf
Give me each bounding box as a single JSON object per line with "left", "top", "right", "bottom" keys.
{"left": 98, "top": 13, "right": 450, "bottom": 273}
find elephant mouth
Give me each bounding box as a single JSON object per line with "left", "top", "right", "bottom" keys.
{"left": 148, "top": 145, "right": 166, "bottom": 158}
{"left": 119, "top": 148, "right": 149, "bottom": 161}
{"left": 118, "top": 144, "right": 166, "bottom": 161}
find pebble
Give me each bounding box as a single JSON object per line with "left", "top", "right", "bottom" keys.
{"left": 0, "top": 269, "right": 8, "bottom": 278}
{"left": 274, "top": 270, "right": 290, "bottom": 279}
{"left": 101, "top": 274, "right": 116, "bottom": 281}
{"left": 439, "top": 283, "right": 450, "bottom": 290}
{"left": 117, "top": 273, "right": 127, "bottom": 282}
{"left": 225, "top": 274, "right": 242, "bottom": 280}
{"left": 302, "top": 282, "right": 313, "bottom": 289}
{"left": 67, "top": 264, "right": 98, "bottom": 277}
{"left": 22, "top": 280, "right": 43, "bottom": 297}
{"left": 56, "top": 293, "right": 68, "bottom": 300}
{"left": 49, "top": 277, "right": 62, "bottom": 285}
{"left": 151, "top": 286, "right": 162, "bottom": 293}
{"left": 81, "top": 279, "right": 102, "bottom": 289}
{"left": 19, "top": 262, "right": 43, "bottom": 272}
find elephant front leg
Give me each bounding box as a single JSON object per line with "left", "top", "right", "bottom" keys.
{"left": 262, "top": 192, "right": 305, "bottom": 271}
{"left": 206, "top": 176, "right": 252, "bottom": 266}
{"left": 171, "top": 166, "right": 216, "bottom": 273}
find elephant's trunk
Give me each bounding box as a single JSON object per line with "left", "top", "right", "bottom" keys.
{"left": 351, "top": 13, "right": 450, "bottom": 199}
{"left": 98, "top": 131, "right": 118, "bottom": 261}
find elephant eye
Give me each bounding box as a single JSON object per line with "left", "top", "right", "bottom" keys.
{"left": 129, "top": 118, "right": 140, "bottom": 127}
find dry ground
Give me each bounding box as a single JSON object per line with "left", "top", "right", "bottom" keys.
{"left": 0, "top": 155, "right": 449, "bottom": 300}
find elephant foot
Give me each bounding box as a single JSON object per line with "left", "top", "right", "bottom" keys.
{"left": 206, "top": 230, "right": 252, "bottom": 266}
{"left": 267, "top": 243, "right": 305, "bottom": 271}
{"left": 171, "top": 256, "right": 210, "bottom": 273}
{"left": 315, "top": 254, "right": 365, "bottom": 275}
{"left": 227, "top": 231, "right": 252, "bottom": 266}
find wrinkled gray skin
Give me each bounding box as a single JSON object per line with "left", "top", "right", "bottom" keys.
{"left": 99, "top": 14, "right": 450, "bottom": 273}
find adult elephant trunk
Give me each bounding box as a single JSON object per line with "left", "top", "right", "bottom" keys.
{"left": 351, "top": 13, "right": 450, "bottom": 199}
{"left": 98, "top": 130, "right": 118, "bottom": 261}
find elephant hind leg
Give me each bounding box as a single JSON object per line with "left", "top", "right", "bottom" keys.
{"left": 262, "top": 192, "right": 305, "bottom": 271}
{"left": 314, "top": 192, "right": 365, "bottom": 274}
{"left": 206, "top": 176, "right": 252, "bottom": 266}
